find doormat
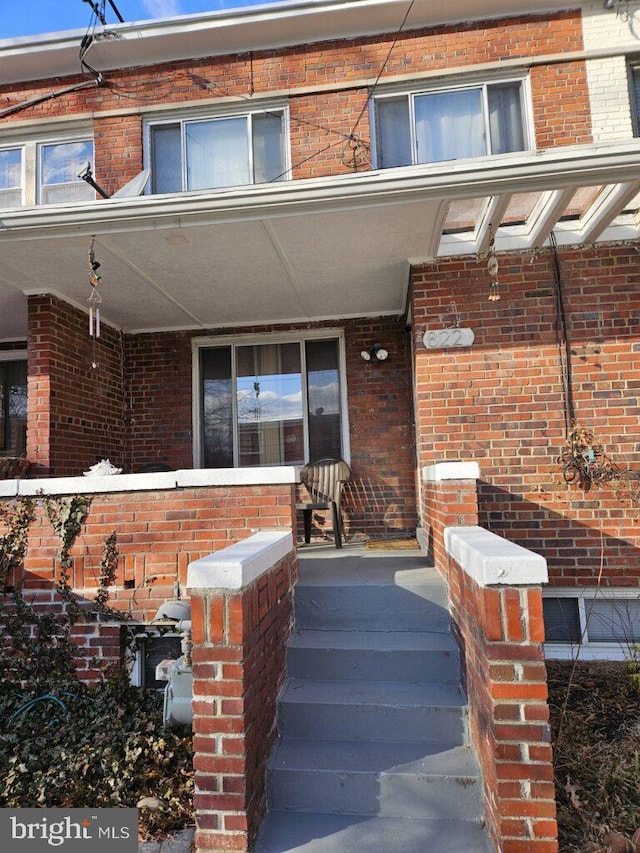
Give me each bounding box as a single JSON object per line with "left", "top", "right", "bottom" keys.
{"left": 365, "top": 538, "right": 420, "bottom": 550}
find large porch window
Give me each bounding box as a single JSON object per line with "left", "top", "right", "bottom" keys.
{"left": 195, "top": 332, "right": 347, "bottom": 467}
{"left": 0, "top": 358, "right": 27, "bottom": 457}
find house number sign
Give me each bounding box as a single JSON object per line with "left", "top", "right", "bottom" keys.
{"left": 423, "top": 327, "right": 475, "bottom": 349}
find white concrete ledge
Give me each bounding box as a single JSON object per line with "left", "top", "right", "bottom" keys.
{"left": 4, "top": 467, "right": 300, "bottom": 497}
{"left": 187, "top": 530, "right": 293, "bottom": 591}
{"left": 445, "top": 525, "right": 548, "bottom": 587}
{"left": 177, "top": 466, "right": 300, "bottom": 487}
{"left": 423, "top": 461, "right": 480, "bottom": 482}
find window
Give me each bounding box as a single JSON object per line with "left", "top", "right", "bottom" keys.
{"left": 148, "top": 108, "right": 288, "bottom": 194}
{"left": 0, "top": 137, "right": 95, "bottom": 209}
{"left": 373, "top": 79, "right": 528, "bottom": 169}
{"left": 0, "top": 148, "right": 22, "bottom": 207}
{"left": 543, "top": 592, "right": 640, "bottom": 659}
{"left": 630, "top": 64, "right": 640, "bottom": 135}
{"left": 196, "top": 333, "right": 347, "bottom": 467}
{"left": 0, "top": 358, "right": 27, "bottom": 457}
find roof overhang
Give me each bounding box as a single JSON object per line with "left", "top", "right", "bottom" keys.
{"left": 0, "top": 0, "right": 575, "bottom": 85}
{"left": 1, "top": 141, "right": 639, "bottom": 339}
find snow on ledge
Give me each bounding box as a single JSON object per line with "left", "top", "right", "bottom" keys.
{"left": 445, "top": 525, "right": 548, "bottom": 587}
{"left": 187, "top": 530, "right": 294, "bottom": 591}
{"left": 423, "top": 461, "right": 480, "bottom": 482}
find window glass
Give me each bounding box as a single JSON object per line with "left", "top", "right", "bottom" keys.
{"left": 542, "top": 597, "right": 581, "bottom": 643}
{"left": 150, "top": 124, "right": 182, "bottom": 194}
{"left": 306, "top": 339, "right": 341, "bottom": 461}
{"left": 587, "top": 599, "right": 640, "bottom": 644}
{"left": 0, "top": 360, "right": 27, "bottom": 457}
{"left": 488, "top": 83, "right": 525, "bottom": 155}
{"left": 186, "top": 117, "right": 250, "bottom": 190}
{"left": 632, "top": 66, "right": 640, "bottom": 135}
{"left": 414, "top": 89, "right": 485, "bottom": 163}
{"left": 40, "top": 140, "right": 95, "bottom": 203}
{"left": 201, "top": 347, "right": 234, "bottom": 468}
{"left": 236, "top": 342, "right": 303, "bottom": 466}
{"left": 375, "top": 80, "right": 526, "bottom": 168}
{"left": 252, "top": 112, "right": 286, "bottom": 183}
{"left": 0, "top": 148, "right": 22, "bottom": 208}
{"left": 375, "top": 97, "right": 412, "bottom": 169}
{"left": 200, "top": 337, "right": 343, "bottom": 467}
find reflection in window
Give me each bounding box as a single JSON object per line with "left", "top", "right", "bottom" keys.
{"left": 200, "top": 337, "right": 343, "bottom": 467}
{"left": 40, "top": 140, "right": 96, "bottom": 204}
{"left": 0, "top": 360, "right": 27, "bottom": 457}
{"left": 0, "top": 148, "right": 22, "bottom": 208}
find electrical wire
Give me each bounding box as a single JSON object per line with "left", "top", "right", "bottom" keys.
{"left": 549, "top": 231, "right": 575, "bottom": 436}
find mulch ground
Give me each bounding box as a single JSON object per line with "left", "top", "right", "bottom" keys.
{"left": 547, "top": 660, "right": 640, "bottom": 852}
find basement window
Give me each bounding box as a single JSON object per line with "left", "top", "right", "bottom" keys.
{"left": 129, "top": 632, "right": 182, "bottom": 690}
{"left": 543, "top": 591, "right": 640, "bottom": 660}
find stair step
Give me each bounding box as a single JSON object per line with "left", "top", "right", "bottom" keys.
{"left": 294, "top": 566, "right": 450, "bottom": 632}
{"left": 287, "top": 629, "right": 459, "bottom": 682}
{"left": 268, "top": 739, "right": 483, "bottom": 819}
{"left": 278, "top": 679, "right": 468, "bottom": 746}
{"left": 254, "top": 812, "right": 494, "bottom": 853}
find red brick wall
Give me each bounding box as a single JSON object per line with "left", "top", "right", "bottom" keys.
{"left": 190, "top": 549, "right": 297, "bottom": 851}
{"left": 1, "top": 11, "right": 588, "bottom": 182}
{"left": 125, "top": 316, "right": 417, "bottom": 541}
{"left": 411, "top": 244, "right": 640, "bottom": 587}
{"left": 27, "top": 295, "right": 125, "bottom": 477}
{"left": 5, "top": 483, "right": 294, "bottom": 623}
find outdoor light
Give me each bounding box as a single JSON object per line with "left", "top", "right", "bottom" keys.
{"left": 360, "top": 343, "right": 389, "bottom": 362}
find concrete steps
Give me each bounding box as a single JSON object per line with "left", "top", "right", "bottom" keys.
{"left": 255, "top": 548, "right": 494, "bottom": 853}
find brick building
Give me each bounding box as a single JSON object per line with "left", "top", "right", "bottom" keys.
{"left": 2, "top": 0, "right": 640, "bottom": 850}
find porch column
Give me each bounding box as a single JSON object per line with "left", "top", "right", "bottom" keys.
{"left": 187, "top": 530, "right": 298, "bottom": 852}
{"left": 445, "top": 527, "right": 557, "bottom": 853}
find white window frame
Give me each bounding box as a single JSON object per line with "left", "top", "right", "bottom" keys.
{"left": 192, "top": 328, "right": 350, "bottom": 469}
{"left": 370, "top": 72, "right": 534, "bottom": 168}
{"left": 0, "top": 145, "right": 25, "bottom": 207}
{"left": 628, "top": 61, "right": 640, "bottom": 136}
{"left": 144, "top": 101, "right": 291, "bottom": 193}
{"left": 0, "top": 126, "right": 95, "bottom": 208}
{"left": 543, "top": 588, "right": 640, "bottom": 661}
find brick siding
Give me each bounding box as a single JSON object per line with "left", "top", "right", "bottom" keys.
{"left": 411, "top": 243, "right": 640, "bottom": 587}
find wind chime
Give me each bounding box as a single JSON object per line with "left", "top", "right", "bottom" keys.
{"left": 87, "top": 236, "right": 102, "bottom": 368}
{"left": 487, "top": 229, "right": 501, "bottom": 302}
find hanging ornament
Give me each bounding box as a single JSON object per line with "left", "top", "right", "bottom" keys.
{"left": 487, "top": 230, "right": 501, "bottom": 302}
{"left": 87, "top": 236, "right": 102, "bottom": 340}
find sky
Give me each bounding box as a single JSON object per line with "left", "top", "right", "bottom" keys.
{"left": 1, "top": 0, "right": 275, "bottom": 40}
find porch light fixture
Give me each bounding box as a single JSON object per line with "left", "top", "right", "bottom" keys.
{"left": 360, "top": 343, "right": 389, "bottom": 362}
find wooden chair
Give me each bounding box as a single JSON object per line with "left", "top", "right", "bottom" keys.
{"left": 297, "top": 458, "right": 351, "bottom": 548}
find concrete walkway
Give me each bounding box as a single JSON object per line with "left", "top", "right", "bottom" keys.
{"left": 139, "top": 828, "right": 195, "bottom": 853}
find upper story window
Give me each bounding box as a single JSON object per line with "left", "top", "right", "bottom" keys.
{"left": 373, "top": 79, "right": 529, "bottom": 169}
{"left": 147, "top": 107, "right": 288, "bottom": 194}
{"left": 0, "top": 136, "right": 95, "bottom": 209}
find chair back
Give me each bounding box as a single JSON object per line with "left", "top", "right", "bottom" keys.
{"left": 300, "top": 458, "right": 351, "bottom": 505}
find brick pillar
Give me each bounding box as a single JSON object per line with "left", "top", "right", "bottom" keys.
{"left": 187, "top": 531, "right": 297, "bottom": 852}
{"left": 446, "top": 526, "right": 558, "bottom": 853}
{"left": 420, "top": 461, "right": 480, "bottom": 581}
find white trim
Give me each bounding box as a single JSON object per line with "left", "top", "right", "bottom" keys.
{"left": 445, "top": 525, "right": 548, "bottom": 587}
{"left": 423, "top": 461, "right": 480, "bottom": 482}
{"left": 0, "top": 350, "right": 27, "bottom": 362}
{"left": 187, "top": 529, "right": 293, "bottom": 591}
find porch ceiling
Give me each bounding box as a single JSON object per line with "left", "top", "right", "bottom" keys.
{"left": 2, "top": 141, "right": 640, "bottom": 340}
